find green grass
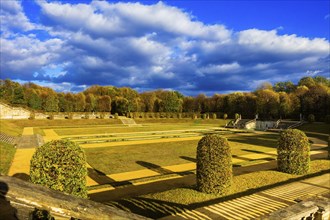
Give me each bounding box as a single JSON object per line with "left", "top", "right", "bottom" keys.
{"left": 0, "top": 141, "right": 16, "bottom": 175}
{"left": 86, "top": 140, "right": 199, "bottom": 174}
{"left": 141, "top": 160, "right": 330, "bottom": 206}
{"left": 0, "top": 120, "right": 23, "bottom": 136}
{"left": 298, "top": 123, "right": 330, "bottom": 135}
{"left": 298, "top": 123, "right": 330, "bottom": 142}
{"left": 135, "top": 118, "right": 227, "bottom": 126}
{"left": 0, "top": 119, "right": 122, "bottom": 136}
{"left": 55, "top": 124, "right": 218, "bottom": 136}
{"left": 85, "top": 132, "right": 277, "bottom": 174}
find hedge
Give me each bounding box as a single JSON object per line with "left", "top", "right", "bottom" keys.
{"left": 277, "top": 129, "right": 310, "bottom": 175}
{"left": 196, "top": 134, "right": 232, "bottom": 194}
{"left": 30, "top": 140, "right": 88, "bottom": 198}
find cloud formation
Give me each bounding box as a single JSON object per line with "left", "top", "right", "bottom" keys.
{"left": 1, "top": 0, "right": 329, "bottom": 95}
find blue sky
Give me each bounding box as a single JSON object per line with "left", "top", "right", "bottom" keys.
{"left": 1, "top": 0, "right": 329, "bottom": 95}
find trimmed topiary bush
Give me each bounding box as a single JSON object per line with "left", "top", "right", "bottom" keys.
{"left": 277, "top": 129, "right": 310, "bottom": 175}
{"left": 30, "top": 140, "right": 88, "bottom": 198}
{"left": 196, "top": 134, "right": 232, "bottom": 194}
{"left": 307, "top": 114, "right": 315, "bottom": 123}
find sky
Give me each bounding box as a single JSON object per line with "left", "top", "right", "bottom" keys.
{"left": 0, "top": 0, "right": 329, "bottom": 96}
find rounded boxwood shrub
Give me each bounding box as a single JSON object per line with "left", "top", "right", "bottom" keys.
{"left": 30, "top": 140, "right": 88, "bottom": 198}
{"left": 196, "top": 134, "right": 232, "bottom": 194}
{"left": 277, "top": 129, "right": 310, "bottom": 175}
{"left": 307, "top": 114, "right": 315, "bottom": 123}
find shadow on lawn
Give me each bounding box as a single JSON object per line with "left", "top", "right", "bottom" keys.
{"left": 87, "top": 168, "right": 132, "bottom": 188}
{"left": 136, "top": 161, "right": 172, "bottom": 175}
{"left": 136, "top": 161, "right": 195, "bottom": 177}
{"left": 180, "top": 156, "right": 196, "bottom": 163}
{"left": 242, "top": 149, "right": 277, "bottom": 156}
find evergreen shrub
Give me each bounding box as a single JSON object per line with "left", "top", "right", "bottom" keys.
{"left": 30, "top": 140, "right": 88, "bottom": 198}
{"left": 277, "top": 129, "right": 310, "bottom": 174}
{"left": 196, "top": 134, "right": 232, "bottom": 194}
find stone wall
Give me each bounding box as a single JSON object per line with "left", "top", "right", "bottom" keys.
{"left": 0, "top": 103, "right": 31, "bottom": 119}
{"left": 0, "top": 176, "right": 148, "bottom": 220}
{"left": 266, "top": 196, "right": 330, "bottom": 219}
{"left": 256, "top": 120, "right": 277, "bottom": 130}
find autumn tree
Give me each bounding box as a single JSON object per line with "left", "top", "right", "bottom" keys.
{"left": 97, "top": 95, "right": 111, "bottom": 112}
{"left": 255, "top": 89, "right": 279, "bottom": 119}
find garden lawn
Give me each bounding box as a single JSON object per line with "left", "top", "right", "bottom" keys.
{"left": 0, "top": 142, "right": 16, "bottom": 175}
{"left": 298, "top": 123, "right": 330, "bottom": 142}
{"left": 85, "top": 132, "right": 278, "bottom": 174}
{"left": 141, "top": 160, "right": 330, "bottom": 206}
{"left": 0, "top": 120, "right": 23, "bottom": 136}
{"left": 55, "top": 124, "right": 218, "bottom": 136}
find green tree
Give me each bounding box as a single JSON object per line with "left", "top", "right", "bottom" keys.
{"left": 158, "top": 91, "right": 182, "bottom": 112}
{"left": 41, "top": 90, "right": 59, "bottom": 112}
{"left": 255, "top": 89, "right": 279, "bottom": 119}
{"left": 85, "top": 93, "right": 96, "bottom": 112}
{"left": 73, "top": 93, "right": 86, "bottom": 112}
{"left": 274, "top": 81, "right": 295, "bottom": 93}
{"left": 298, "top": 77, "right": 316, "bottom": 88}
{"left": 25, "top": 89, "right": 42, "bottom": 110}
{"left": 279, "top": 92, "right": 292, "bottom": 118}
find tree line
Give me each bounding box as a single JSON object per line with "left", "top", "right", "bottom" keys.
{"left": 0, "top": 76, "right": 329, "bottom": 121}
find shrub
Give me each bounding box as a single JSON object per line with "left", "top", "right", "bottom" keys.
{"left": 114, "top": 113, "right": 119, "bottom": 119}
{"left": 29, "top": 111, "right": 35, "bottom": 120}
{"left": 47, "top": 113, "right": 54, "bottom": 120}
{"left": 212, "top": 113, "right": 217, "bottom": 119}
{"left": 67, "top": 112, "right": 73, "bottom": 119}
{"left": 277, "top": 129, "right": 310, "bottom": 175}
{"left": 196, "top": 134, "right": 232, "bottom": 194}
{"left": 307, "top": 114, "right": 315, "bottom": 123}
{"left": 325, "top": 115, "right": 330, "bottom": 124}
{"left": 30, "top": 140, "right": 88, "bottom": 198}
{"left": 223, "top": 113, "right": 228, "bottom": 120}
{"left": 235, "top": 113, "right": 240, "bottom": 120}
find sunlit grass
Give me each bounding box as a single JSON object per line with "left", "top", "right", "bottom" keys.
{"left": 85, "top": 132, "right": 278, "bottom": 174}
{"left": 0, "top": 141, "right": 16, "bottom": 175}
{"left": 141, "top": 160, "right": 330, "bottom": 205}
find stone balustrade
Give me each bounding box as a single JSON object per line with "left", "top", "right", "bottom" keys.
{"left": 0, "top": 176, "right": 148, "bottom": 220}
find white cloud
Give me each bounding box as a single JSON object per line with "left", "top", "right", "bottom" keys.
{"left": 198, "top": 62, "right": 241, "bottom": 74}
{"left": 0, "top": 0, "right": 35, "bottom": 32}
{"left": 1, "top": 1, "right": 329, "bottom": 94}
